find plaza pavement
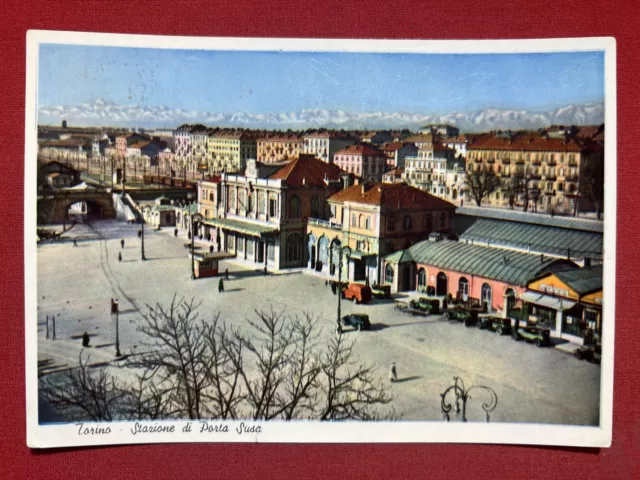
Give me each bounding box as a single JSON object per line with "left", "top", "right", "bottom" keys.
{"left": 36, "top": 219, "right": 601, "bottom": 425}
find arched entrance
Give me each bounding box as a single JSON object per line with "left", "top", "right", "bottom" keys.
{"left": 417, "top": 268, "right": 427, "bottom": 291}
{"left": 330, "top": 239, "right": 342, "bottom": 276}
{"left": 318, "top": 236, "right": 329, "bottom": 271}
{"left": 504, "top": 288, "right": 516, "bottom": 312}
{"left": 307, "top": 233, "right": 317, "bottom": 269}
{"left": 436, "top": 272, "right": 448, "bottom": 296}
{"left": 458, "top": 277, "right": 469, "bottom": 302}
{"left": 481, "top": 283, "right": 493, "bottom": 310}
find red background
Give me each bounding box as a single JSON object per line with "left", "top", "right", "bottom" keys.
{"left": 1, "top": 0, "right": 638, "bottom": 478}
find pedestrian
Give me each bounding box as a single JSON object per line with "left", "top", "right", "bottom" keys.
{"left": 138, "top": 229, "right": 142, "bottom": 238}
{"left": 82, "top": 331, "right": 90, "bottom": 347}
{"left": 225, "top": 268, "right": 229, "bottom": 280}
{"left": 121, "top": 238, "right": 125, "bottom": 249}
{"left": 218, "top": 278, "right": 224, "bottom": 293}
{"left": 550, "top": 208, "right": 555, "bottom": 218}
{"left": 118, "top": 252, "right": 122, "bottom": 263}
{"left": 263, "top": 265, "right": 268, "bottom": 276}
{"left": 174, "top": 228, "right": 178, "bottom": 237}
{"left": 73, "top": 239, "right": 78, "bottom": 247}
{"left": 110, "top": 298, "right": 115, "bottom": 315}
{"left": 114, "top": 298, "right": 119, "bottom": 315}
{"left": 389, "top": 362, "right": 397, "bottom": 383}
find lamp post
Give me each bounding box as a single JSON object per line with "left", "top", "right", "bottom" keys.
{"left": 140, "top": 216, "right": 147, "bottom": 261}
{"left": 440, "top": 376, "right": 498, "bottom": 422}
{"left": 191, "top": 212, "right": 203, "bottom": 280}
{"left": 336, "top": 246, "right": 350, "bottom": 331}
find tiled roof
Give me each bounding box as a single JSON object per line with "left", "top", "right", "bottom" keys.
{"left": 387, "top": 239, "right": 577, "bottom": 286}
{"left": 128, "top": 140, "right": 152, "bottom": 149}
{"left": 467, "top": 133, "right": 586, "bottom": 152}
{"left": 334, "top": 144, "right": 386, "bottom": 156}
{"left": 404, "top": 134, "right": 434, "bottom": 143}
{"left": 383, "top": 167, "right": 404, "bottom": 177}
{"left": 268, "top": 154, "right": 346, "bottom": 187}
{"left": 328, "top": 183, "right": 455, "bottom": 210}
{"left": 380, "top": 142, "right": 405, "bottom": 152}
{"left": 459, "top": 218, "right": 603, "bottom": 259}
{"left": 258, "top": 135, "right": 302, "bottom": 143}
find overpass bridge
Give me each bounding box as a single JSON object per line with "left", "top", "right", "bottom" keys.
{"left": 37, "top": 189, "right": 116, "bottom": 224}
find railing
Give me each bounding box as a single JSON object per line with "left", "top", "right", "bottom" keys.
{"left": 308, "top": 217, "right": 342, "bottom": 230}
{"left": 501, "top": 158, "right": 511, "bottom": 164}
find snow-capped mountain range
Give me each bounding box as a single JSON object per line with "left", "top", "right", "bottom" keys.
{"left": 38, "top": 98, "right": 604, "bottom": 131}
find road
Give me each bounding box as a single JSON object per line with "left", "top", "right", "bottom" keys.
{"left": 36, "top": 219, "right": 601, "bottom": 425}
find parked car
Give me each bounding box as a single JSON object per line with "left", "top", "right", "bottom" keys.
{"left": 342, "top": 283, "right": 373, "bottom": 304}
{"left": 409, "top": 297, "right": 440, "bottom": 315}
{"left": 574, "top": 343, "right": 601, "bottom": 363}
{"left": 477, "top": 316, "right": 512, "bottom": 335}
{"left": 447, "top": 306, "right": 478, "bottom": 327}
{"left": 340, "top": 313, "right": 371, "bottom": 331}
{"left": 370, "top": 284, "right": 392, "bottom": 299}
{"left": 512, "top": 326, "right": 551, "bottom": 347}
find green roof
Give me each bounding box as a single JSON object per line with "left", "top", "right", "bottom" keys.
{"left": 204, "top": 217, "right": 278, "bottom": 238}
{"left": 459, "top": 218, "right": 603, "bottom": 259}
{"left": 384, "top": 249, "right": 414, "bottom": 264}
{"left": 553, "top": 265, "right": 603, "bottom": 295}
{"left": 456, "top": 206, "right": 603, "bottom": 233}
{"left": 387, "top": 239, "right": 576, "bottom": 286}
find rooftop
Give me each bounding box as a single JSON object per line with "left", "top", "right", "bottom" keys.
{"left": 328, "top": 183, "right": 455, "bottom": 210}
{"left": 386, "top": 239, "right": 577, "bottom": 286}
{"left": 334, "top": 144, "right": 386, "bottom": 156}
{"left": 466, "top": 133, "right": 593, "bottom": 152}
{"left": 552, "top": 265, "right": 603, "bottom": 295}
{"left": 456, "top": 206, "right": 603, "bottom": 233}
{"left": 268, "top": 154, "right": 346, "bottom": 187}
{"left": 459, "top": 218, "right": 603, "bottom": 259}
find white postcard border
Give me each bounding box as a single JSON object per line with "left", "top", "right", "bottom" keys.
{"left": 25, "top": 30, "right": 616, "bottom": 449}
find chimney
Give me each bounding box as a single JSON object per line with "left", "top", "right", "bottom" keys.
{"left": 584, "top": 257, "right": 591, "bottom": 267}
{"left": 361, "top": 183, "right": 366, "bottom": 195}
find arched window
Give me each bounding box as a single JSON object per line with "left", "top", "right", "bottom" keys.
{"left": 458, "top": 277, "right": 469, "bottom": 300}
{"left": 286, "top": 233, "right": 303, "bottom": 263}
{"left": 505, "top": 288, "right": 516, "bottom": 312}
{"left": 209, "top": 193, "right": 214, "bottom": 202}
{"left": 310, "top": 196, "right": 320, "bottom": 217}
{"left": 481, "top": 283, "right": 492, "bottom": 308}
{"left": 385, "top": 264, "right": 394, "bottom": 284}
{"left": 365, "top": 216, "right": 371, "bottom": 230}
{"left": 452, "top": 190, "right": 458, "bottom": 200}
{"left": 318, "top": 236, "right": 329, "bottom": 265}
{"left": 289, "top": 195, "right": 301, "bottom": 218}
{"left": 358, "top": 214, "right": 364, "bottom": 228}
{"left": 417, "top": 268, "right": 427, "bottom": 289}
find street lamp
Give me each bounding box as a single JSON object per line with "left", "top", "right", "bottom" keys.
{"left": 191, "top": 212, "right": 203, "bottom": 280}
{"left": 440, "top": 376, "right": 498, "bottom": 422}
{"left": 140, "top": 216, "right": 147, "bottom": 261}
{"left": 336, "top": 246, "right": 350, "bottom": 333}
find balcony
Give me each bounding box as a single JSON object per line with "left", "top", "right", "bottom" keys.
{"left": 565, "top": 175, "right": 579, "bottom": 182}
{"left": 486, "top": 158, "right": 495, "bottom": 164}
{"left": 308, "top": 217, "right": 342, "bottom": 230}
{"left": 546, "top": 160, "right": 557, "bottom": 166}
{"left": 531, "top": 173, "right": 541, "bottom": 180}
{"left": 515, "top": 159, "right": 525, "bottom": 165}
{"left": 501, "top": 158, "right": 511, "bottom": 164}
{"left": 545, "top": 173, "right": 557, "bottom": 181}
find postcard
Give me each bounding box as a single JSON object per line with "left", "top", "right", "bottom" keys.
{"left": 25, "top": 31, "right": 616, "bottom": 448}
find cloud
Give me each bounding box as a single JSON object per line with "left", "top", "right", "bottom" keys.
{"left": 37, "top": 99, "right": 604, "bottom": 132}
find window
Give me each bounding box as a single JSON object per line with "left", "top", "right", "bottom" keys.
{"left": 424, "top": 215, "right": 433, "bottom": 230}
{"left": 358, "top": 214, "right": 364, "bottom": 228}
{"left": 365, "top": 216, "right": 371, "bottom": 230}
{"left": 403, "top": 215, "right": 412, "bottom": 231}
{"left": 285, "top": 233, "right": 303, "bottom": 263}
{"left": 269, "top": 197, "right": 277, "bottom": 217}
{"left": 209, "top": 193, "right": 214, "bottom": 202}
{"left": 352, "top": 213, "right": 357, "bottom": 227}
{"left": 258, "top": 192, "right": 266, "bottom": 215}
{"left": 237, "top": 237, "right": 244, "bottom": 253}
{"left": 310, "top": 196, "right": 320, "bottom": 217}
{"left": 439, "top": 212, "right": 447, "bottom": 229}
{"left": 387, "top": 216, "right": 395, "bottom": 231}
{"left": 267, "top": 238, "right": 275, "bottom": 261}
{"left": 385, "top": 264, "right": 394, "bottom": 284}
{"left": 289, "top": 195, "right": 302, "bottom": 218}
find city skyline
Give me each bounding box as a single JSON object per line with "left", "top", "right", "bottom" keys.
{"left": 38, "top": 45, "right": 605, "bottom": 130}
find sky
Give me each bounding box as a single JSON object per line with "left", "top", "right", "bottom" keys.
{"left": 37, "top": 44, "right": 605, "bottom": 128}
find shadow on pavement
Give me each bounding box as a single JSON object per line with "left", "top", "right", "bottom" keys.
{"left": 223, "top": 288, "right": 244, "bottom": 293}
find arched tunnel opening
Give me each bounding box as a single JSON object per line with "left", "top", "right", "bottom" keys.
{"left": 67, "top": 201, "right": 104, "bottom": 221}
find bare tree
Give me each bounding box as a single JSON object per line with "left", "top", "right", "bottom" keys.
{"left": 40, "top": 298, "right": 394, "bottom": 423}
{"left": 465, "top": 164, "right": 499, "bottom": 207}
{"left": 40, "top": 352, "right": 126, "bottom": 422}
{"left": 579, "top": 154, "right": 604, "bottom": 220}
{"left": 502, "top": 166, "right": 532, "bottom": 211}
{"left": 318, "top": 333, "right": 393, "bottom": 421}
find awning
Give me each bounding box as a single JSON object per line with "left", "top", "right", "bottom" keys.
{"left": 203, "top": 217, "right": 279, "bottom": 238}
{"left": 520, "top": 291, "right": 576, "bottom": 311}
